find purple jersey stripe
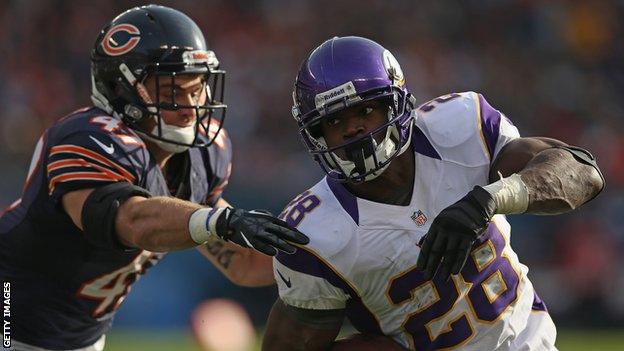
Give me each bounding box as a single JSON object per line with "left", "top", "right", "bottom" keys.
{"left": 276, "top": 248, "right": 382, "bottom": 334}
{"left": 412, "top": 126, "right": 441, "bottom": 160}
{"left": 532, "top": 290, "right": 548, "bottom": 312}
{"left": 477, "top": 93, "right": 502, "bottom": 160}
{"left": 326, "top": 177, "right": 359, "bottom": 225}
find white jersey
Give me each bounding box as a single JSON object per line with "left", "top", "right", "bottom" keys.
{"left": 274, "top": 92, "right": 556, "bottom": 350}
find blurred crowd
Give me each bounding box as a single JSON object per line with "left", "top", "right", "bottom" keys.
{"left": 1, "top": 0, "right": 623, "bottom": 329}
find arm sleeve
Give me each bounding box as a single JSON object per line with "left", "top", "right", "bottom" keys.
{"left": 46, "top": 131, "right": 140, "bottom": 202}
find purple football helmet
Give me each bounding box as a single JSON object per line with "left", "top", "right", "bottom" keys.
{"left": 292, "top": 36, "right": 416, "bottom": 182}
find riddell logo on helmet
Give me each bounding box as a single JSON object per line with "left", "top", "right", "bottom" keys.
{"left": 101, "top": 24, "right": 141, "bottom": 56}
{"left": 314, "top": 81, "right": 357, "bottom": 109}
{"left": 322, "top": 89, "right": 345, "bottom": 101}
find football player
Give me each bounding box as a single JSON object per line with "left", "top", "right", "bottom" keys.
{"left": 262, "top": 36, "right": 604, "bottom": 350}
{"left": 0, "top": 5, "right": 308, "bottom": 351}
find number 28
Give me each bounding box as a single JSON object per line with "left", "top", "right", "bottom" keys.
{"left": 387, "top": 224, "right": 521, "bottom": 350}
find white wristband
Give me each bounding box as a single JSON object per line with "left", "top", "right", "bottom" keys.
{"left": 482, "top": 173, "right": 529, "bottom": 214}
{"left": 188, "top": 208, "right": 227, "bottom": 244}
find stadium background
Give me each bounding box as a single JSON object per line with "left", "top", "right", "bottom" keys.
{"left": 1, "top": 0, "right": 623, "bottom": 349}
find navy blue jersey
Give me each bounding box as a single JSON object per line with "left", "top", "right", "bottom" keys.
{"left": 0, "top": 107, "right": 232, "bottom": 349}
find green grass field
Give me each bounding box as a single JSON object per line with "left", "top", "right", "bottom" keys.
{"left": 104, "top": 329, "right": 624, "bottom": 351}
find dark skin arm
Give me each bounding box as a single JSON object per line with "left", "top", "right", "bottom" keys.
{"left": 418, "top": 136, "right": 605, "bottom": 280}
{"left": 262, "top": 299, "right": 344, "bottom": 351}
{"left": 490, "top": 137, "right": 604, "bottom": 214}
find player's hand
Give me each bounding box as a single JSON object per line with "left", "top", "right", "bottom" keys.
{"left": 416, "top": 186, "right": 497, "bottom": 281}
{"left": 214, "top": 208, "right": 309, "bottom": 256}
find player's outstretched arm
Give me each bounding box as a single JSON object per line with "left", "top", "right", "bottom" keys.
{"left": 62, "top": 183, "right": 309, "bottom": 253}
{"left": 197, "top": 237, "right": 275, "bottom": 287}
{"left": 417, "top": 137, "right": 604, "bottom": 280}
{"left": 262, "top": 299, "right": 344, "bottom": 351}
{"left": 490, "top": 136, "right": 604, "bottom": 214}
{"left": 196, "top": 198, "right": 276, "bottom": 287}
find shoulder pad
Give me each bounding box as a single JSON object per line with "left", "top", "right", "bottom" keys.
{"left": 417, "top": 92, "right": 477, "bottom": 148}
{"left": 280, "top": 181, "right": 356, "bottom": 259}
{"left": 51, "top": 108, "right": 146, "bottom": 153}
{"left": 415, "top": 92, "right": 490, "bottom": 166}
{"left": 46, "top": 108, "right": 152, "bottom": 198}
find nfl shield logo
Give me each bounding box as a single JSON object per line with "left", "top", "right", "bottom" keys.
{"left": 411, "top": 210, "right": 427, "bottom": 226}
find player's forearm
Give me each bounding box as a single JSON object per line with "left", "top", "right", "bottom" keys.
{"left": 197, "top": 196, "right": 276, "bottom": 286}
{"left": 116, "top": 196, "right": 202, "bottom": 251}
{"left": 519, "top": 148, "right": 603, "bottom": 215}
{"left": 197, "top": 239, "right": 275, "bottom": 287}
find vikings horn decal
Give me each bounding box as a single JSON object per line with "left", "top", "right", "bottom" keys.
{"left": 382, "top": 49, "right": 405, "bottom": 87}
{"left": 101, "top": 24, "right": 141, "bottom": 56}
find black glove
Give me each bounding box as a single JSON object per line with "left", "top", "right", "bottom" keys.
{"left": 416, "top": 186, "right": 497, "bottom": 281}
{"left": 214, "top": 208, "right": 310, "bottom": 256}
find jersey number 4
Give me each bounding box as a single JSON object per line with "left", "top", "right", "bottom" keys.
{"left": 90, "top": 116, "right": 143, "bottom": 146}
{"left": 77, "top": 251, "right": 155, "bottom": 318}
